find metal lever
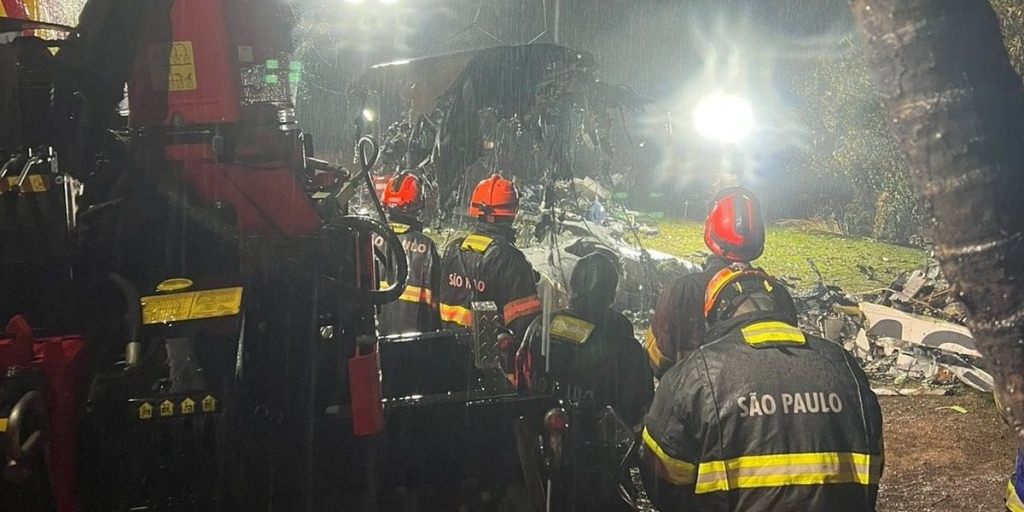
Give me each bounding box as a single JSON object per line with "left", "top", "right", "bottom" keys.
{"left": 16, "top": 155, "right": 46, "bottom": 190}
{"left": 6, "top": 390, "right": 46, "bottom": 460}
{"left": 0, "top": 156, "right": 20, "bottom": 180}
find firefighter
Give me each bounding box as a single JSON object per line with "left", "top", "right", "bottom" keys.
{"left": 643, "top": 186, "right": 797, "bottom": 378}
{"left": 1008, "top": 449, "right": 1024, "bottom": 511}
{"left": 516, "top": 252, "right": 655, "bottom": 427}
{"left": 439, "top": 174, "right": 541, "bottom": 340}
{"left": 640, "top": 263, "right": 884, "bottom": 512}
{"left": 376, "top": 171, "right": 442, "bottom": 335}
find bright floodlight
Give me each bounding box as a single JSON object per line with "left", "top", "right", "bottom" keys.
{"left": 362, "top": 109, "right": 376, "bottom": 122}
{"left": 692, "top": 93, "right": 754, "bottom": 144}
{"left": 379, "top": 0, "right": 399, "bottom": 4}
{"left": 344, "top": 0, "right": 365, "bottom": 4}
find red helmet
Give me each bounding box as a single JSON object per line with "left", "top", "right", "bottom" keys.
{"left": 382, "top": 171, "right": 423, "bottom": 212}
{"left": 704, "top": 187, "right": 765, "bottom": 262}
{"left": 468, "top": 174, "right": 519, "bottom": 217}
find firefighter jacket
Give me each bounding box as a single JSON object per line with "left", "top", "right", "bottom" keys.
{"left": 644, "top": 256, "right": 798, "bottom": 379}
{"left": 516, "top": 305, "right": 655, "bottom": 427}
{"left": 376, "top": 222, "right": 441, "bottom": 336}
{"left": 641, "top": 311, "right": 884, "bottom": 512}
{"left": 439, "top": 223, "right": 541, "bottom": 340}
{"left": 1006, "top": 449, "right": 1024, "bottom": 510}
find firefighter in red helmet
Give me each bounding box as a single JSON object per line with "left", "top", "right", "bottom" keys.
{"left": 439, "top": 174, "right": 541, "bottom": 355}
{"left": 643, "top": 187, "right": 797, "bottom": 378}
{"left": 376, "top": 171, "right": 442, "bottom": 335}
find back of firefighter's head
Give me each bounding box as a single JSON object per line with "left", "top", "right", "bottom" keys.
{"left": 382, "top": 171, "right": 424, "bottom": 218}
{"left": 704, "top": 264, "right": 783, "bottom": 328}
{"left": 570, "top": 252, "right": 620, "bottom": 311}
{"left": 704, "top": 186, "right": 765, "bottom": 262}
{"left": 469, "top": 174, "right": 519, "bottom": 224}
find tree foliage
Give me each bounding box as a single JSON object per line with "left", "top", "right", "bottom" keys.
{"left": 991, "top": 0, "right": 1024, "bottom": 75}
{"left": 794, "top": 1, "right": 1024, "bottom": 243}
{"left": 797, "top": 39, "right": 920, "bottom": 242}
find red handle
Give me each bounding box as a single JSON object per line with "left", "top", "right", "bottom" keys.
{"left": 348, "top": 342, "right": 384, "bottom": 436}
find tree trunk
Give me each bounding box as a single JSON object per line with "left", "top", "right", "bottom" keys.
{"left": 850, "top": 0, "right": 1024, "bottom": 442}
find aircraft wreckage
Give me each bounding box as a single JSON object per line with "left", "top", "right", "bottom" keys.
{"left": 349, "top": 43, "right": 699, "bottom": 318}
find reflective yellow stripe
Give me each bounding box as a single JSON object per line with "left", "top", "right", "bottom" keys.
{"left": 694, "top": 452, "right": 881, "bottom": 495}
{"left": 398, "top": 285, "right": 434, "bottom": 306}
{"left": 642, "top": 427, "right": 697, "bottom": 485}
{"left": 644, "top": 328, "right": 669, "bottom": 369}
{"left": 740, "top": 321, "right": 806, "bottom": 346}
{"left": 503, "top": 295, "right": 542, "bottom": 324}
{"left": 381, "top": 281, "right": 434, "bottom": 306}
{"left": 440, "top": 304, "right": 473, "bottom": 326}
{"left": 389, "top": 222, "right": 410, "bottom": 234}
{"left": 460, "top": 234, "right": 493, "bottom": 253}
{"left": 1009, "top": 480, "right": 1024, "bottom": 512}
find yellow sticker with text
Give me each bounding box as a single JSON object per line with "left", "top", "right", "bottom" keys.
{"left": 159, "top": 400, "right": 175, "bottom": 417}
{"left": 147, "top": 41, "right": 198, "bottom": 92}
{"left": 138, "top": 402, "right": 154, "bottom": 420}
{"left": 141, "top": 287, "right": 243, "bottom": 325}
{"left": 181, "top": 397, "right": 196, "bottom": 414}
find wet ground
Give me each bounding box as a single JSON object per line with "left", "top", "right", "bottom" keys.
{"left": 877, "top": 391, "right": 1015, "bottom": 511}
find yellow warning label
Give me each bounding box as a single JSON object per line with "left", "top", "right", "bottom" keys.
{"left": 180, "top": 397, "right": 196, "bottom": 415}
{"left": 201, "top": 395, "right": 217, "bottom": 413}
{"left": 0, "top": 175, "right": 49, "bottom": 194}
{"left": 28, "top": 174, "right": 47, "bottom": 192}
{"left": 141, "top": 287, "right": 243, "bottom": 325}
{"left": 159, "top": 400, "right": 175, "bottom": 417}
{"left": 147, "top": 41, "right": 198, "bottom": 92}
{"left": 138, "top": 402, "right": 154, "bottom": 420}
{"left": 0, "top": 418, "right": 8, "bottom": 433}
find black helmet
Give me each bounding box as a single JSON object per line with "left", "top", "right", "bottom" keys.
{"left": 570, "top": 252, "right": 620, "bottom": 310}
{"left": 704, "top": 262, "right": 783, "bottom": 327}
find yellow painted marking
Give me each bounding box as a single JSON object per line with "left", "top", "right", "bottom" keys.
{"left": 141, "top": 287, "right": 243, "bottom": 325}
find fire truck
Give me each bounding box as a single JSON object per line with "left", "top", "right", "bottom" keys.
{"left": 0, "top": 0, "right": 646, "bottom": 510}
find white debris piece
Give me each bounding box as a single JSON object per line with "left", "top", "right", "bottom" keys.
{"left": 858, "top": 302, "right": 980, "bottom": 358}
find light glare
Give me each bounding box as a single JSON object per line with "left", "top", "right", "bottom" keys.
{"left": 362, "top": 109, "right": 376, "bottom": 122}
{"left": 692, "top": 93, "right": 754, "bottom": 144}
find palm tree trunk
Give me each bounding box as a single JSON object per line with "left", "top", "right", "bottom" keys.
{"left": 850, "top": 0, "right": 1024, "bottom": 442}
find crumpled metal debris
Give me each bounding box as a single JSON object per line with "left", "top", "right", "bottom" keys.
{"left": 793, "top": 257, "right": 992, "bottom": 395}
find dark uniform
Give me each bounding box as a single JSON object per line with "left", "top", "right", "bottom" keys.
{"left": 1008, "top": 449, "right": 1024, "bottom": 511}
{"left": 641, "top": 312, "right": 884, "bottom": 512}
{"left": 439, "top": 223, "right": 541, "bottom": 340}
{"left": 377, "top": 221, "right": 441, "bottom": 336}
{"left": 517, "top": 307, "right": 654, "bottom": 427}
{"left": 644, "top": 255, "right": 797, "bottom": 378}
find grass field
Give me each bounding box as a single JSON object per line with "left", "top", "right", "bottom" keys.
{"left": 644, "top": 219, "right": 928, "bottom": 293}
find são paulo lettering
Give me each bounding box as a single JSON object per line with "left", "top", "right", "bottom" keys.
{"left": 737, "top": 392, "right": 844, "bottom": 418}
